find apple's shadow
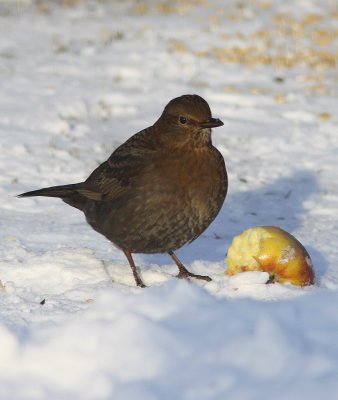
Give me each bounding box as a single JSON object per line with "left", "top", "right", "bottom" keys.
{"left": 141, "top": 169, "right": 328, "bottom": 278}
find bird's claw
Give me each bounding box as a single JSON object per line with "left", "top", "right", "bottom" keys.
{"left": 176, "top": 270, "right": 212, "bottom": 282}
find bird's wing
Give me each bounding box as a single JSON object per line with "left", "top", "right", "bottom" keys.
{"left": 78, "top": 128, "right": 155, "bottom": 201}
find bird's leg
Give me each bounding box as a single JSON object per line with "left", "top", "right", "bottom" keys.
{"left": 168, "top": 251, "right": 212, "bottom": 282}
{"left": 123, "top": 250, "right": 146, "bottom": 288}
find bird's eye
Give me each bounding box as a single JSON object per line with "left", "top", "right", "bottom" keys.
{"left": 179, "top": 116, "right": 187, "bottom": 124}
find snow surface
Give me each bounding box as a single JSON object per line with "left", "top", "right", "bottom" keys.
{"left": 0, "top": 0, "right": 337, "bottom": 399}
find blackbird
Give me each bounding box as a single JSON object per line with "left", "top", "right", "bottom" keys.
{"left": 19, "top": 94, "right": 227, "bottom": 287}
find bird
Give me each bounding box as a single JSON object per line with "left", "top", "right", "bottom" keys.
{"left": 19, "top": 94, "right": 227, "bottom": 288}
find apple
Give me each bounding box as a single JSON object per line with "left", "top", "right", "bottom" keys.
{"left": 225, "top": 226, "right": 315, "bottom": 286}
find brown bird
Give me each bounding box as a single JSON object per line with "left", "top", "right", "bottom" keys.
{"left": 19, "top": 94, "right": 227, "bottom": 287}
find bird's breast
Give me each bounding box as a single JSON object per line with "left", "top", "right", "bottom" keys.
{"left": 138, "top": 147, "right": 226, "bottom": 213}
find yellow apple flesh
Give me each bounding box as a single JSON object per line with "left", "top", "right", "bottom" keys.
{"left": 225, "top": 226, "right": 315, "bottom": 286}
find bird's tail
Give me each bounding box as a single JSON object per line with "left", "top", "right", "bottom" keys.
{"left": 18, "top": 183, "right": 82, "bottom": 199}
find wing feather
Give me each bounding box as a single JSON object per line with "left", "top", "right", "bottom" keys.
{"left": 78, "top": 127, "right": 155, "bottom": 201}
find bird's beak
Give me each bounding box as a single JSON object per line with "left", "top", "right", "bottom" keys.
{"left": 199, "top": 118, "right": 224, "bottom": 128}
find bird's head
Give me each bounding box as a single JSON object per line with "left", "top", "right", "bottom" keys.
{"left": 154, "top": 94, "right": 223, "bottom": 148}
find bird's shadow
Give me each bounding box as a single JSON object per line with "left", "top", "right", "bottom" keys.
{"left": 141, "top": 169, "right": 328, "bottom": 277}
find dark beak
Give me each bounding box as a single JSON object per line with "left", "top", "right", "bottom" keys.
{"left": 199, "top": 118, "right": 224, "bottom": 128}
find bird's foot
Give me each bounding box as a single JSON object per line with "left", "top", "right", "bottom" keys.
{"left": 176, "top": 268, "right": 212, "bottom": 282}
{"left": 135, "top": 277, "right": 147, "bottom": 288}
{"left": 123, "top": 250, "right": 146, "bottom": 288}
{"left": 168, "top": 251, "right": 211, "bottom": 282}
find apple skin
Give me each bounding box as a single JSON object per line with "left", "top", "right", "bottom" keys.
{"left": 225, "top": 226, "right": 315, "bottom": 286}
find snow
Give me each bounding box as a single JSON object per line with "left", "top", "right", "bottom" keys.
{"left": 0, "top": 0, "right": 337, "bottom": 398}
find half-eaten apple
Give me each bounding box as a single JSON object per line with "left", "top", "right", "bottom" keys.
{"left": 225, "top": 226, "right": 315, "bottom": 286}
